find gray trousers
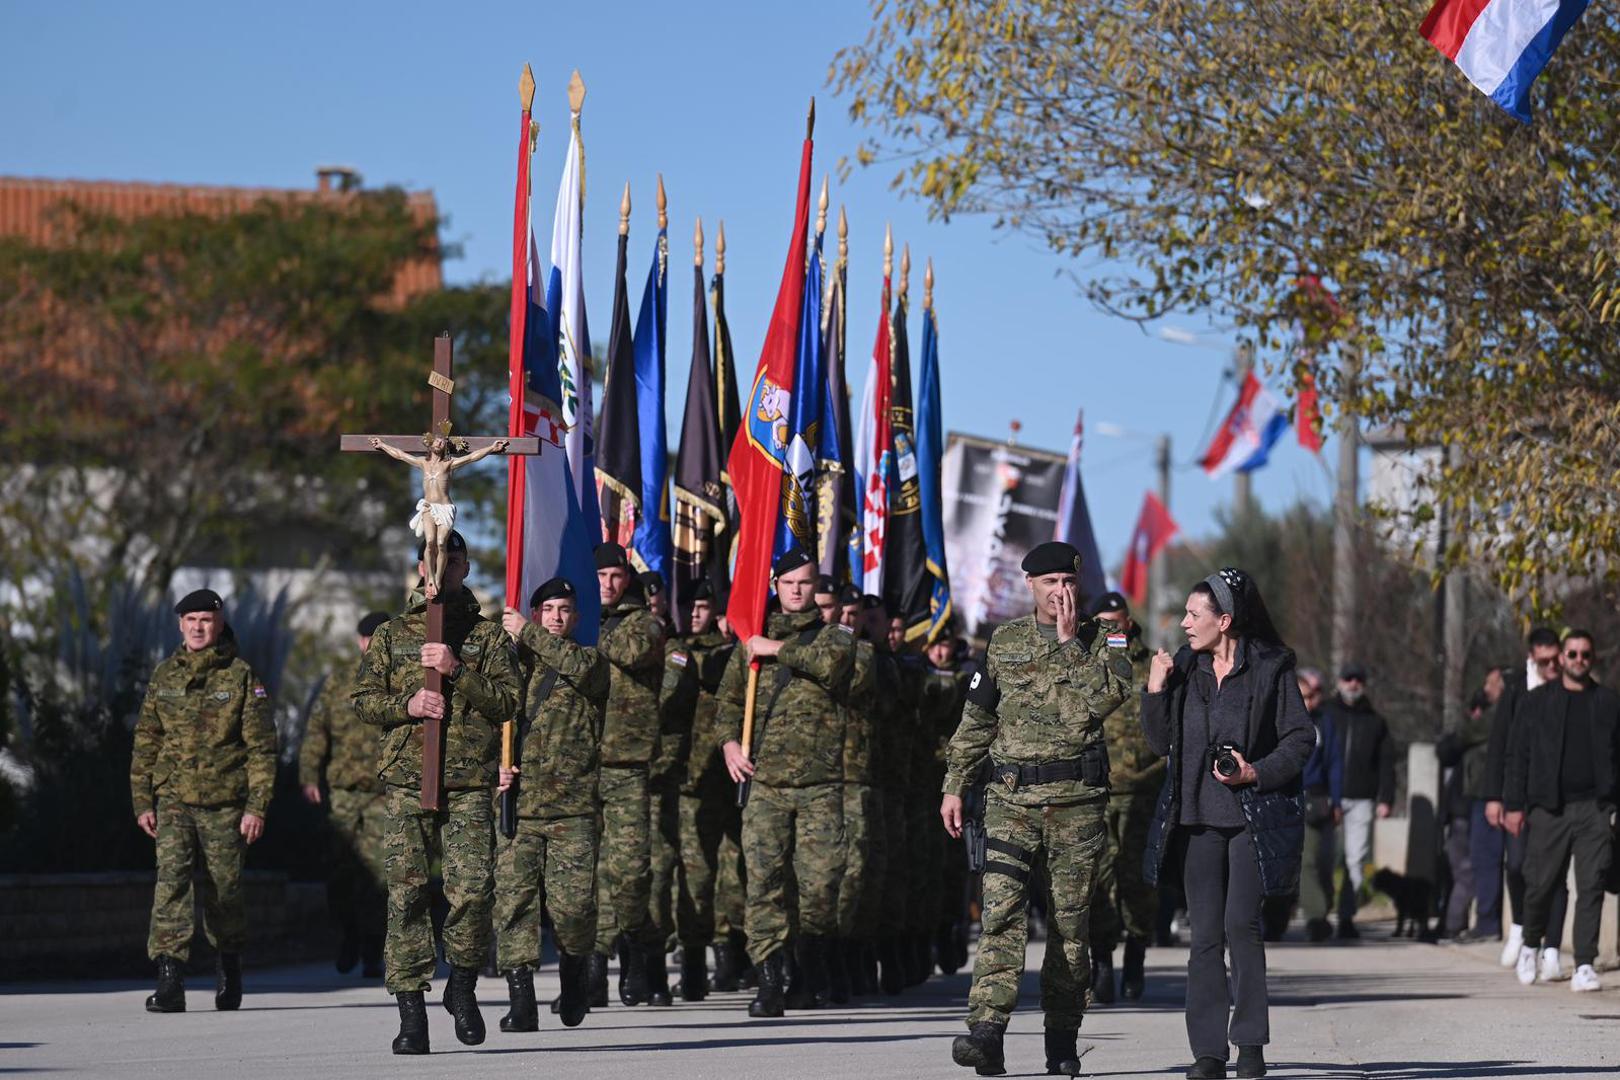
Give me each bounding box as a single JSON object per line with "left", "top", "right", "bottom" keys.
{"left": 1524, "top": 801, "right": 1613, "bottom": 967}
{"left": 1299, "top": 814, "right": 1336, "bottom": 924}
{"left": 1181, "top": 825, "right": 1268, "bottom": 1061}
{"left": 1443, "top": 814, "right": 1475, "bottom": 935}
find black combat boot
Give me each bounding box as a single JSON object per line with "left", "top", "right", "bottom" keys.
{"left": 951, "top": 1020, "right": 1007, "bottom": 1076}
{"left": 800, "top": 936, "right": 830, "bottom": 1008}
{"left": 442, "top": 966, "right": 486, "bottom": 1046}
{"left": 586, "top": 951, "right": 610, "bottom": 1007}
{"left": 617, "top": 935, "right": 648, "bottom": 1006}
{"left": 336, "top": 928, "right": 360, "bottom": 974}
{"left": 144, "top": 955, "right": 185, "bottom": 1013}
{"left": 499, "top": 968, "right": 538, "bottom": 1033}
{"left": 784, "top": 942, "right": 811, "bottom": 1010}
{"left": 361, "top": 935, "right": 385, "bottom": 979}
{"left": 1121, "top": 937, "right": 1147, "bottom": 1001}
{"left": 747, "top": 949, "right": 786, "bottom": 1018}
{"left": 827, "top": 937, "right": 851, "bottom": 1004}
{"left": 936, "top": 923, "right": 961, "bottom": 975}
{"left": 1044, "top": 1029, "right": 1084, "bottom": 1076}
{"left": 710, "top": 941, "right": 740, "bottom": 992}
{"left": 1090, "top": 952, "right": 1117, "bottom": 1005}
{"left": 1186, "top": 1056, "right": 1227, "bottom": 1079}
{"left": 391, "top": 990, "right": 430, "bottom": 1054}
{"left": 679, "top": 947, "right": 709, "bottom": 1001}
{"left": 735, "top": 931, "right": 759, "bottom": 990}
{"left": 214, "top": 952, "right": 243, "bottom": 1011}
{"left": 1235, "top": 1045, "right": 1266, "bottom": 1078}
{"left": 844, "top": 939, "right": 870, "bottom": 997}
{"left": 646, "top": 944, "right": 673, "bottom": 1006}
{"left": 912, "top": 932, "right": 934, "bottom": 984}
{"left": 555, "top": 950, "right": 589, "bottom": 1028}
{"left": 878, "top": 938, "right": 905, "bottom": 995}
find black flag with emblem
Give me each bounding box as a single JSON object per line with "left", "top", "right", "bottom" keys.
{"left": 672, "top": 258, "right": 726, "bottom": 628}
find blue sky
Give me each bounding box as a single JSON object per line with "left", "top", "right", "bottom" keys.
{"left": 1, "top": 0, "right": 1339, "bottom": 572}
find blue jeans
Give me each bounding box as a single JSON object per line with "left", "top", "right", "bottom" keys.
{"left": 1467, "top": 800, "right": 1504, "bottom": 938}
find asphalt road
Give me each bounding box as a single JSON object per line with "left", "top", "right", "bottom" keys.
{"left": 4, "top": 923, "right": 1617, "bottom": 1079}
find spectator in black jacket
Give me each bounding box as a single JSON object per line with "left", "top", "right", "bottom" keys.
{"left": 1324, "top": 664, "right": 1395, "bottom": 939}
{"left": 1503, "top": 630, "right": 1618, "bottom": 993}
{"left": 1483, "top": 628, "right": 1568, "bottom": 970}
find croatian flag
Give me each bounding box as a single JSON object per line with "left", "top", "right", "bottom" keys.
{"left": 1200, "top": 371, "right": 1289, "bottom": 478}
{"left": 1420, "top": 0, "right": 1591, "bottom": 123}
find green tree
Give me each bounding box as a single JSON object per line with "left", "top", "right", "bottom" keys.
{"left": 834, "top": 2, "right": 1620, "bottom": 608}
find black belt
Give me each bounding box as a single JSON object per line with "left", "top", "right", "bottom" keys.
{"left": 993, "top": 759, "right": 1084, "bottom": 786}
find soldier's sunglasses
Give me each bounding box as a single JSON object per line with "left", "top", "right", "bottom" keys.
{"left": 1564, "top": 649, "right": 1593, "bottom": 661}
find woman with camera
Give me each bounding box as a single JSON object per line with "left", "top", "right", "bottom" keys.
{"left": 1141, "top": 568, "right": 1314, "bottom": 1079}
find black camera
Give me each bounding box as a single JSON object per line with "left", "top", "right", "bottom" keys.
{"left": 1209, "top": 742, "right": 1245, "bottom": 779}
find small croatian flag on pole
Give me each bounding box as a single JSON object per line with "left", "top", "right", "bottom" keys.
{"left": 1420, "top": 0, "right": 1592, "bottom": 123}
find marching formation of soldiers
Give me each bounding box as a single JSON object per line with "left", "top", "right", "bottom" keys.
{"left": 128, "top": 533, "right": 1162, "bottom": 1074}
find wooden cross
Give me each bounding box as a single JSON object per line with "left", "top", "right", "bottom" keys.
{"left": 341, "top": 331, "right": 540, "bottom": 810}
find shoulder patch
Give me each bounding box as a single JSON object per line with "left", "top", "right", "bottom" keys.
{"left": 463, "top": 642, "right": 483, "bottom": 656}
{"left": 211, "top": 690, "right": 232, "bottom": 702}
{"left": 669, "top": 651, "right": 689, "bottom": 667}
{"left": 252, "top": 684, "right": 268, "bottom": 698}
{"left": 834, "top": 622, "right": 854, "bottom": 634}
{"left": 965, "top": 669, "right": 1000, "bottom": 711}
{"left": 156, "top": 688, "right": 184, "bottom": 699}
{"left": 1106, "top": 632, "right": 1128, "bottom": 650}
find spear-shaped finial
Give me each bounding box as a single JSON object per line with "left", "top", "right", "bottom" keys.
{"left": 883, "top": 223, "right": 893, "bottom": 279}
{"left": 816, "top": 176, "right": 829, "bottom": 237}
{"left": 567, "top": 69, "right": 586, "bottom": 114}
{"left": 807, "top": 97, "right": 816, "bottom": 139}
{"left": 925, "top": 258, "right": 935, "bottom": 310}
{"left": 520, "top": 63, "right": 536, "bottom": 112}
{"left": 899, "top": 242, "right": 910, "bottom": 297}
{"left": 837, "top": 206, "right": 848, "bottom": 268}
{"left": 694, "top": 217, "right": 704, "bottom": 267}
{"left": 716, "top": 220, "right": 727, "bottom": 275}
{"left": 619, "top": 182, "right": 631, "bottom": 237}
{"left": 656, "top": 174, "right": 667, "bottom": 231}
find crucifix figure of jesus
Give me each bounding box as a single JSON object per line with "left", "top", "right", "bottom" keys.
{"left": 341, "top": 331, "right": 539, "bottom": 810}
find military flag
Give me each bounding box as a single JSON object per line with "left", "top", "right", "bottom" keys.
{"left": 547, "top": 71, "right": 599, "bottom": 530}
{"left": 916, "top": 260, "right": 952, "bottom": 643}
{"left": 883, "top": 247, "right": 931, "bottom": 642}
{"left": 1120, "top": 491, "right": 1179, "bottom": 608}
{"left": 713, "top": 222, "right": 741, "bottom": 584}
{"left": 671, "top": 219, "right": 727, "bottom": 628}
{"left": 595, "top": 185, "right": 641, "bottom": 549}
{"left": 1053, "top": 410, "right": 1108, "bottom": 608}
{"left": 725, "top": 112, "right": 814, "bottom": 644}
{"left": 852, "top": 228, "right": 894, "bottom": 593}
{"left": 816, "top": 207, "right": 855, "bottom": 581}
{"left": 776, "top": 181, "right": 829, "bottom": 559}
{"left": 631, "top": 178, "right": 672, "bottom": 576}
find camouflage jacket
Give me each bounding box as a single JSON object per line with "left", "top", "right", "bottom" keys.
{"left": 299, "top": 659, "right": 381, "bottom": 793}
{"left": 870, "top": 649, "right": 918, "bottom": 791}
{"left": 841, "top": 640, "right": 877, "bottom": 784}
{"left": 651, "top": 639, "right": 699, "bottom": 790}
{"left": 943, "top": 615, "right": 1132, "bottom": 807}
{"left": 130, "top": 629, "right": 277, "bottom": 817}
{"left": 511, "top": 622, "right": 609, "bottom": 819}
{"left": 717, "top": 609, "right": 855, "bottom": 787}
{"left": 351, "top": 588, "right": 521, "bottom": 792}
{"left": 679, "top": 630, "right": 737, "bottom": 794}
{"left": 1102, "top": 634, "right": 1164, "bottom": 792}
{"left": 916, "top": 665, "right": 969, "bottom": 794}
{"left": 596, "top": 597, "right": 665, "bottom": 767}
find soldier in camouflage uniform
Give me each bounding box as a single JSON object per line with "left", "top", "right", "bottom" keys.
{"left": 941, "top": 542, "right": 1132, "bottom": 1077}
{"left": 674, "top": 581, "right": 742, "bottom": 999}
{"left": 300, "top": 610, "right": 391, "bottom": 978}
{"left": 1085, "top": 592, "right": 1163, "bottom": 1003}
{"left": 719, "top": 547, "right": 856, "bottom": 1017}
{"left": 862, "top": 596, "right": 916, "bottom": 994}
{"left": 919, "top": 634, "right": 971, "bottom": 976}
{"left": 590, "top": 543, "right": 666, "bottom": 1006}
{"left": 131, "top": 588, "right": 276, "bottom": 1015}
{"left": 834, "top": 584, "right": 879, "bottom": 999}
{"left": 351, "top": 531, "right": 522, "bottom": 1054}
{"left": 492, "top": 577, "right": 609, "bottom": 1033}
{"left": 646, "top": 571, "right": 687, "bottom": 1007}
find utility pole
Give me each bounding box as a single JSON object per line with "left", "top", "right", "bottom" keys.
{"left": 1149, "top": 433, "right": 1172, "bottom": 649}
{"left": 1441, "top": 442, "right": 1468, "bottom": 739}
{"left": 1331, "top": 349, "right": 1361, "bottom": 677}
{"left": 1232, "top": 341, "right": 1255, "bottom": 519}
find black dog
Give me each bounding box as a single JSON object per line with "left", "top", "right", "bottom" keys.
{"left": 1373, "top": 868, "right": 1437, "bottom": 942}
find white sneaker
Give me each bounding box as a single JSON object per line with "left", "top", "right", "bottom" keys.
{"left": 1515, "top": 945, "right": 1538, "bottom": 985}
{"left": 1572, "top": 964, "right": 1602, "bottom": 992}
{"left": 1539, "top": 947, "right": 1565, "bottom": 982}
{"left": 1499, "top": 924, "right": 1524, "bottom": 967}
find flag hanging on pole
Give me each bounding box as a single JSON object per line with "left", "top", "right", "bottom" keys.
{"left": 504, "top": 72, "right": 537, "bottom": 614}
{"left": 1053, "top": 410, "right": 1108, "bottom": 609}
{"left": 672, "top": 220, "right": 727, "bottom": 629}
{"left": 595, "top": 188, "right": 641, "bottom": 549}
{"left": 852, "top": 229, "right": 894, "bottom": 593}
{"left": 1120, "top": 492, "right": 1179, "bottom": 608}
{"left": 884, "top": 250, "right": 931, "bottom": 642}
{"left": 548, "top": 73, "right": 600, "bottom": 532}
{"left": 631, "top": 180, "right": 671, "bottom": 577}
{"left": 712, "top": 223, "right": 741, "bottom": 588}
{"left": 816, "top": 209, "right": 854, "bottom": 582}
{"left": 1420, "top": 0, "right": 1591, "bottom": 123}
{"left": 725, "top": 112, "right": 814, "bottom": 644}
{"left": 916, "top": 262, "right": 952, "bottom": 643}
{"left": 1199, "top": 370, "right": 1289, "bottom": 479}
{"left": 776, "top": 191, "right": 828, "bottom": 560}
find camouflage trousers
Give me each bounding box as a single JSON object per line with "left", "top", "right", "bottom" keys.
{"left": 326, "top": 787, "right": 387, "bottom": 938}
{"left": 878, "top": 787, "right": 910, "bottom": 934}
{"left": 741, "top": 781, "right": 844, "bottom": 961}
{"left": 837, "top": 783, "right": 876, "bottom": 937}
{"left": 649, "top": 785, "right": 681, "bottom": 949}
{"left": 906, "top": 790, "right": 944, "bottom": 933}
{"left": 968, "top": 794, "right": 1106, "bottom": 1031}
{"left": 594, "top": 765, "right": 653, "bottom": 953}
{"left": 147, "top": 801, "right": 247, "bottom": 962}
{"left": 1088, "top": 786, "right": 1161, "bottom": 952}
{"left": 383, "top": 785, "right": 493, "bottom": 994}
{"left": 677, "top": 783, "right": 745, "bottom": 948}
{"left": 494, "top": 813, "right": 598, "bottom": 969}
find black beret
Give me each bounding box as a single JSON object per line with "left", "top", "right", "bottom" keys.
{"left": 838, "top": 584, "right": 862, "bottom": 606}
{"left": 594, "top": 542, "right": 630, "bottom": 570}
{"left": 415, "top": 529, "right": 468, "bottom": 562}
{"left": 357, "top": 611, "right": 390, "bottom": 637}
{"left": 530, "top": 577, "right": 577, "bottom": 608}
{"left": 174, "top": 589, "right": 223, "bottom": 615}
{"left": 692, "top": 580, "right": 716, "bottom": 602}
{"left": 859, "top": 593, "right": 889, "bottom": 614}
{"left": 1339, "top": 662, "right": 1368, "bottom": 682}
{"left": 638, "top": 571, "right": 665, "bottom": 596}
{"left": 771, "top": 546, "right": 814, "bottom": 578}
{"left": 1090, "top": 591, "right": 1129, "bottom": 618}
{"left": 1021, "top": 541, "right": 1081, "bottom": 577}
